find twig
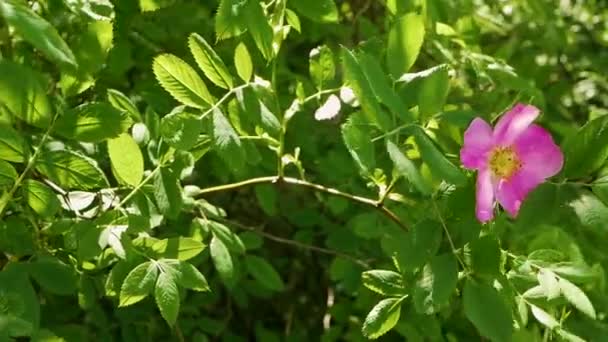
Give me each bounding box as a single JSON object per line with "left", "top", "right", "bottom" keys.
{"left": 219, "top": 218, "right": 371, "bottom": 268}
{"left": 432, "top": 200, "right": 468, "bottom": 271}
{"left": 195, "top": 176, "right": 409, "bottom": 231}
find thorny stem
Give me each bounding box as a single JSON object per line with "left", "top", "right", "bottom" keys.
{"left": 432, "top": 200, "right": 468, "bottom": 271}
{"left": 195, "top": 176, "right": 409, "bottom": 231}
{"left": 0, "top": 114, "right": 57, "bottom": 217}
{"left": 219, "top": 218, "right": 371, "bottom": 268}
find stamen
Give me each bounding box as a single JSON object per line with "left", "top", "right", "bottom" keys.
{"left": 489, "top": 146, "right": 521, "bottom": 179}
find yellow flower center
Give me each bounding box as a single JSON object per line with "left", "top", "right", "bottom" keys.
{"left": 489, "top": 146, "right": 521, "bottom": 179}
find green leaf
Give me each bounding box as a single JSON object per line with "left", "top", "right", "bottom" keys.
{"left": 556, "top": 329, "right": 586, "bottom": 342}
{"left": 21, "top": 180, "right": 60, "bottom": 218}
{"left": 387, "top": 12, "right": 425, "bottom": 77}
{"left": 362, "top": 297, "right": 404, "bottom": 339}
{"left": 537, "top": 269, "right": 560, "bottom": 300}
{"left": 0, "top": 265, "right": 39, "bottom": 333}
{"left": 210, "top": 235, "right": 235, "bottom": 286}
{"left": 0, "top": 61, "right": 52, "bottom": 129}
{"left": 153, "top": 54, "right": 214, "bottom": 108}
{"left": 149, "top": 237, "right": 206, "bottom": 261}
{"left": 413, "top": 254, "right": 458, "bottom": 314}
{"left": 399, "top": 219, "right": 442, "bottom": 271}
{"left": 0, "top": 0, "right": 77, "bottom": 68}
{"left": 290, "top": 0, "right": 338, "bottom": 23}
{"left": 357, "top": 52, "right": 407, "bottom": 121}
{"left": 28, "top": 256, "right": 78, "bottom": 295}
{"left": 530, "top": 304, "right": 559, "bottom": 329}
{"left": 361, "top": 270, "right": 406, "bottom": 296}
{"left": 160, "top": 107, "right": 203, "bottom": 151}
{"left": 188, "top": 33, "right": 233, "bottom": 89}
{"left": 154, "top": 270, "right": 180, "bottom": 327}
{"left": 342, "top": 113, "right": 375, "bottom": 175}
{"left": 35, "top": 150, "right": 108, "bottom": 190}
{"left": 569, "top": 190, "right": 608, "bottom": 229}
{"left": 386, "top": 140, "right": 431, "bottom": 195}
{"left": 418, "top": 66, "right": 449, "bottom": 118}
{"left": 562, "top": 115, "right": 608, "bottom": 179}
{"left": 177, "top": 262, "right": 210, "bottom": 291}
{"left": 515, "top": 183, "right": 560, "bottom": 228}
{"left": 234, "top": 42, "right": 253, "bottom": 82}
{"left": 209, "top": 221, "right": 246, "bottom": 254}
{"left": 153, "top": 167, "right": 183, "bottom": 219}
{"left": 470, "top": 235, "right": 501, "bottom": 277}
{"left": 341, "top": 47, "right": 390, "bottom": 130}
{"left": 0, "top": 126, "right": 27, "bottom": 163}
{"left": 107, "top": 89, "right": 142, "bottom": 121}
{"left": 0, "top": 218, "right": 36, "bottom": 257}
{"left": 243, "top": 0, "right": 274, "bottom": 60}
{"left": 558, "top": 277, "right": 596, "bottom": 319}
{"left": 212, "top": 109, "right": 245, "bottom": 173}
{"left": 244, "top": 255, "right": 285, "bottom": 291}
{"left": 0, "top": 161, "right": 17, "bottom": 187}
{"left": 108, "top": 133, "right": 144, "bottom": 187}
{"left": 55, "top": 102, "right": 131, "bottom": 143}
{"left": 285, "top": 9, "right": 301, "bottom": 32}
{"left": 310, "top": 45, "right": 335, "bottom": 89}
{"left": 119, "top": 261, "right": 159, "bottom": 307}
{"left": 215, "top": 0, "right": 247, "bottom": 40}
{"left": 139, "top": 0, "right": 175, "bottom": 11}
{"left": 413, "top": 127, "right": 466, "bottom": 186}
{"left": 463, "top": 279, "right": 513, "bottom": 342}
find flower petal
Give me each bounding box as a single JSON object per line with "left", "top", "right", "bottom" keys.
{"left": 461, "top": 118, "right": 493, "bottom": 170}
{"left": 514, "top": 124, "right": 564, "bottom": 179}
{"left": 476, "top": 168, "right": 495, "bottom": 222}
{"left": 493, "top": 103, "right": 540, "bottom": 146}
{"left": 495, "top": 169, "right": 544, "bottom": 217}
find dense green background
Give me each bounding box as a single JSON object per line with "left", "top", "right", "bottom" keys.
{"left": 0, "top": 0, "right": 608, "bottom": 341}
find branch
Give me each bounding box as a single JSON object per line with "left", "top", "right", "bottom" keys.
{"left": 195, "top": 176, "right": 409, "bottom": 231}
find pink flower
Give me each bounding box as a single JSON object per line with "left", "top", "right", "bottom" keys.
{"left": 460, "top": 104, "right": 564, "bottom": 222}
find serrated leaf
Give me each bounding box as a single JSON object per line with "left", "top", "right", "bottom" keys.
{"left": 418, "top": 66, "right": 449, "bottom": 118}
{"left": 0, "top": 0, "right": 77, "bottom": 68}
{"left": 107, "top": 89, "right": 142, "bottom": 121}
{"left": 342, "top": 113, "right": 375, "bottom": 175}
{"left": 463, "top": 279, "right": 513, "bottom": 342}
{"left": 189, "top": 33, "right": 233, "bottom": 89}
{"left": 530, "top": 305, "right": 559, "bottom": 329}
{"left": 387, "top": 140, "right": 431, "bottom": 195}
{"left": 413, "top": 254, "right": 458, "bottom": 314}
{"left": 177, "top": 262, "right": 210, "bottom": 291}
{"left": 470, "top": 235, "right": 501, "bottom": 277}
{"left": 234, "top": 42, "right": 253, "bottom": 82}
{"left": 160, "top": 107, "right": 203, "bottom": 151}
{"left": 21, "top": 180, "right": 60, "bottom": 218}
{"left": 154, "top": 270, "right": 180, "bottom": 326}
{"left": 413, "top": 127, "right": 466, "bottom": 186}
{"left": 150, "top": 237, "right": 206, "bottom": 261}
{"left": 0, "top": 161, "right": 17, "bottom": 187}
{"left": 556, "top": 329, "right": 586, "bottom": 342}
{"left": 209, "top": 221, "right": 245, "bottom": 254}
{"left": 108, "top": 133, "right": 143, "bottom": 187}
{"left": 243, "top": 0, "right": 274, "bottom": 60}
{"left": 244, "top": 255, "right": 284, "bottom": 291}
{"left": 119, "top": 261, "right": 158, "bottom": 307}
{"left": 362, "top": 270, "right": 406, "bottom": 296}
{"left": 215, "top": 0, "right": 247, "bottom": 40}
{"left": 387, "top": 12, "right": 425, "bottom": 77}
{"left": 562, "top": 115, "right": 608, "bottom": 179}
{"left": 35, "top": 150, "right": 108, "bottom": 190}
{"left": 310, "top": 45, "right": 335, "bottom": 89}
{"left": 362, "top": 297, "right": 404, "bottom": 339}
{"left": 153, "top": 54, "right": 214, "bottom": 108}
{"left": 212, "top": 109, "right": 245, "bottom": 173}
{"left": 0, "top": 126, "right": 27, "bottom": 163}
{"left": 55, "top": 102, "right": 131, "bottom": 143}
{"left": 558, "top": 277, "right": 596, "bottom": 319}
{"left": 290, "top": 0, "right": 338, "bottom": 23}
{"left": 28, "top": 256, "right": 78, "bottom": 295}
{"left": 537, "top": 269, "right": 560, "bottom": 300}
{"left": 153, "top": 167, "right": 183, "bottom": 219}
{"left": 210, "top": 235, "right": 235, "bottom": 286}
{"left": 341, "top": 47, "right": 390, "bottom": 130}
{"left": 0, "top": 61, "right": 52, "bottom": 129}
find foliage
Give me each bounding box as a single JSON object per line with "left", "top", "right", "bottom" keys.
{"left": 0, "top": 0, "right": 607, "bottom": 341}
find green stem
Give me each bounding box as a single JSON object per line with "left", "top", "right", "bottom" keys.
{"left": 115, "top": 164, "right": 162, "bottom": 209}
{"left": 371, "top": 123, "right": 417, "bottom": 142}
{"left": 199, "top": 83, "right": 250, "bottom": 120}
{"left": 195, "top": 176, "right": 409, "bottom": 231}
{"left": 0, "top": 115, "right": 57, "bottom": 217}
{"left": 432, "top": 200, "right": 468, "bottom": 271}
